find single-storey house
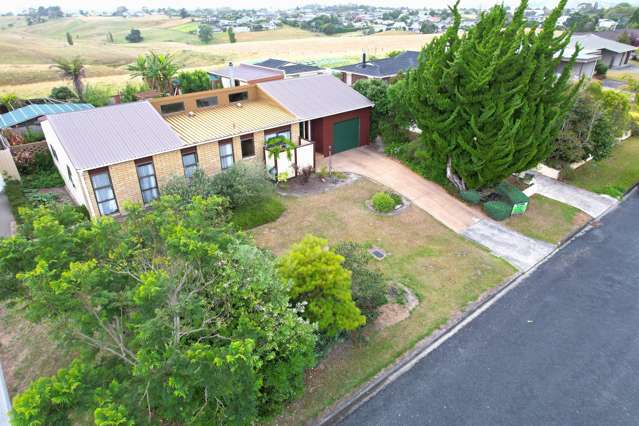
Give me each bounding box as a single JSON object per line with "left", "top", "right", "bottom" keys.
{"left": 568, "top": 34, "right": 636, "bottom": 69}
{"left": 556, "top": 47, "right": 601, "bottom": 79}
{"left": 41, "top": 75, "right": 373, "bottom": 218}
{"left": 252, "top": 58, "right": 327, "bottom": 78}
{"left": 334, "top": 51, "right": 420, "bottom": 86}
{"left": 208, "top": 62, "right": 284, "bottom": 88}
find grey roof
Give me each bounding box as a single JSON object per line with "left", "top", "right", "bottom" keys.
{"left": 569, "top": 34, "right": 636, "bottom": 54}
{"left": 208, "top": 63, "right": 283, "bottom": 82}
{"left": 258, "top": 74, "right": 373, "bottom": 120}
{"left": 46, "top": 102, "right": 183, "bottom": 171}
{"left": 253, "top": 58, "right": 324, "bottom": 75}
{"left": 0, "top": 103, "right": 93, "bottom": 129}
{"left": 334, "top": 51, "right": 420, "bottom": 77}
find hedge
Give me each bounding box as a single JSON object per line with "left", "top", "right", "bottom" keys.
{"left": 460, "top": 190, "right": 481, "bottom": 204}
{"left": 496, "top": 181, "right": 529, "bottom": 205}
{"left": 483, "top": 201, "right": 511, "bottom": 221}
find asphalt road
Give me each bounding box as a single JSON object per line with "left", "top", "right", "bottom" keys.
{"left": 340, "top": 189, "right": 639, "bottom": 426}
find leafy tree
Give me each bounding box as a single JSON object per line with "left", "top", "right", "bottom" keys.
{"left": 65, "top": 31, "right": 73, "bottom": 45}
{"left": 227, "top": 27, "right": 236, "bottom": 43}
{"left": 0, "top": 93, "right": 20, "bottom": 111}
{"left": 179, "top": 8, "right": 189, "bottom": 19}
{"left": 420, "top": 21, "right": 437, "bottom": 34}
{"left": 403, "top": 0, "right": 579, "bottom": 190}
{"left": 125, "top": 28, "right": 143, "bottom": 43}
{"left": 565, "top": 12, "right": 598, "bottom": 31}
{"left": 178, "top": 69, "right": 211, "bottom": 93}
{"left": 127, "top": 52, "right": 181, "bottom": 94}
{"left": 277, "top": 235, "right": 365, "bottom": 336}
{"left": 83, "top": 84, "right": 113, "bottom": 107}
{"left": 618, "top": 31, "right": 632, "bottom": 45}
{"left": 198, "top": 23, "right": 213, "bottom": 43}
{"left": 119, "top": 82, "right": 149, "bottom": 103}
{"left": 51, "top": 56, "right": 86, "bottom": 101}
{"left": 50, "top": 86, "right": 76, "bottom": 101}
{"left": 1, "top": 196, "right": 316, "bottom": 424}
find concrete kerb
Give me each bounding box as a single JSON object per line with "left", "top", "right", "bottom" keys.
{"left": 312, "top": 188, "right": 628, "bottom": 426}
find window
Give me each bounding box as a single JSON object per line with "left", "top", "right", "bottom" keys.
{"left": 196, "top": 96, "right": 218, "bottom": 108}
{"left": 50, "top": 145, "right": 58, "bottom": 162}
{"left": 66, "top": 165, "right": 75, "bottom": 188}
{"left": 228, "top": 91, "right": 248, "bottom": 103}
{"left": 240, "top": 134, "right": 255, "bottom": 158}
{"left": 219, "top": 140, "right": 234, "bottom": 170}
{"left": 90, "top": 169, "right": 118, "bottom": 216}
{"left": 160, "top": 102, "right": 185, "bottom": 114}
{"left": 265, "top": 126, "right": 292, "bottom": 142}
{"left": 135, "top": 159, "right": 159, "bottom": 204}
{"left": 181, "top": 148, "right": 198, "bottom": 178}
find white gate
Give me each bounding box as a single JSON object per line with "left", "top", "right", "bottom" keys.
{"left": 265, "top": 139, "right": 315, "bottom": 180}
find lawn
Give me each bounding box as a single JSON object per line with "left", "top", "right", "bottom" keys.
{"left": 252, "top": 178, "right": 515, "bottom": 424}
{"left": 564, "top": 136, "right": 639, "bottom": 198}
{"left": 504, "top": 195, "right": 590, "bottom": 244}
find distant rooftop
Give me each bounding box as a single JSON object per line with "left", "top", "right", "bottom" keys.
{"left": 208, "top": 63, "right": 283, "bottom": 83}
{"left": 569, "top": 33, "right": 636, "bottom": 54}
{"left": 334, "top": 51, "right": 420, "bottom": 77}
{"left": 0, "top": 103, "right": 94, "bottom": 129}
{"left": 253, "top": 58, "right": 324, "bottom": 75}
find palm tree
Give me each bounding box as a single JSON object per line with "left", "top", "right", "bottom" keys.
{"left": 127, "top": 52, "right": 180, "bottom": 95}
{"left": 51, "top": 56, "right": 86, "bottom": 101}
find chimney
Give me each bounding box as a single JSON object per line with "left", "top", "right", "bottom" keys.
{"left": 229, "top": 61, "right": 235, "bottom": 87}
{"left": 362, "top": 52, "right": 367, "bottom": 68}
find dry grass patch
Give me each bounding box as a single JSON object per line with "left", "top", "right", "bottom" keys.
{"left": 252, "top": 178, "right": 515, "bottom": 424}
{"left": 504, "top": 195, "right": 591, "bottom": 244}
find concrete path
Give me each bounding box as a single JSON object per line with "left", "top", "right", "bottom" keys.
{"left": 462, "top": 219, "right": 556, "bottom": 271}
{"left": 340, "top": 189, "right": 639, "bottom": 426}
{"left": 531, "top": 172, "right": 617, "bottom": 218}
{"left": 327, "top": 147, "right": 483, "bottom": 232}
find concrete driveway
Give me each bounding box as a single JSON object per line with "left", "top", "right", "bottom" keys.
{"left": 340, "top": 189, "right": 639, "bottom": 426}
{"left": 327, "top": 147, "right": 483, "bottom": 232}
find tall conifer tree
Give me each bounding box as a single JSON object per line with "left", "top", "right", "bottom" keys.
{"left": 407, "top": 0, "right": 580, "bottom": 190}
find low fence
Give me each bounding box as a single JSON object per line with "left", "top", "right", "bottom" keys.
{"left": 265, "top": 139, "right": 316, "bottom": 180}
{"left": 10, "top": 140, "right": 49, "bottom": 158}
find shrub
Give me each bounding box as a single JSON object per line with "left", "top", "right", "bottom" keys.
{"left": 460, "top": 189, "right": 481, "bottom": 204}
{"left": 178, "top": 70, "right": 211, "bottom": 94}
{"left": 388, "top": 191, "right": 402, "bottom": 206}
{"left": 83, "top": 84, "right": 112, "bottom": 107}
{"left": 3, "top": 178, "right": 28, "bottom": 220}
{"left": 277, "top": 235, "right": 366, "bottom": 336}
{"left": 231, "top": 196, "right": 285, "bottom": 230}
{"left": 15, "top": 151, "right": 56, "bottom": 175}
{"left": 371, "top": 191, "right": 395, "bottom": 213}
{"left": 496, "top": 181, "right": 529, "bottom": 205}
{"left": 483, "top": 200, "right": 511, "bottom": 221}
{"left": 125, "top": 28, "right": 142, "bottom": 43}
{"left": 23, "top": 129, "right": 45, "bottom": 143}
{"left": 50, "top": 86, "right": 76, "bottom": 101}
{"left": 333, "top": 242, "right": 388, "bottom": 320}
{"left": 595, "top": 61, "right": 608, "bottom": 76}
{"left": 120, "top": 82, "right": 149, "bottom": 103}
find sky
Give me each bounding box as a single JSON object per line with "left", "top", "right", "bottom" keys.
{"left": 1, "top": 0, "right": 636, "bottom": 14}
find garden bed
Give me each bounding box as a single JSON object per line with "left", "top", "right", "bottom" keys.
{"left": 252, "top": 178, "right": 515, "bottom": 424}
{"left": 277, "top": 172, "right": 358, "bottom": 197}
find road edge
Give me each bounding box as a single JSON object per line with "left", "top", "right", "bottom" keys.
{"left": 312, "top": 188, "right": 629, "bottom": 426}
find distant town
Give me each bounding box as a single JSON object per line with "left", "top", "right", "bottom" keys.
{"left": 5, "top": 2, "right": 639, "bottom": 37}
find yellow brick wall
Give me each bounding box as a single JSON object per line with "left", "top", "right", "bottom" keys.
{"left": 153, "top": 150, "right": 183, "bottom": 187}
{"left": 81, "top": 171, "right": 100, "bottom": 218}
{"left": 109, "top": 161, "right": 143, "bottom": 210}
{"left": 197, "top": 141, "right": 221, "bottom": 175}
{"left": 254, "top": 131, "right": 265, "bottom": 162}
{"left": 290, "top": 123, "right": 300, "bottom": 145}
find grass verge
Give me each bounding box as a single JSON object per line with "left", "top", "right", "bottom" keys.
{"left": 564, "top": 136, "right": 639, "bottom": 198}
{"left": 504, "top": 195, "right": 591, "bottom": 244}
{"left": 231, "top": 195, "right": 286, "bottom": 230}
{"left": 252, "top": 179, "right": 515, "bottom": 424}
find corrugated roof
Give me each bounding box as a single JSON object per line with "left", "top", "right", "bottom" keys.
{"left": 46, "top": 102, "right": 183, "bottom": 171}
{"left": 258, "top": 74, "right": 374, "bottom": 120}
{"left": 253, "top": 59, "right": 324, "bottom": 75}
{"left": 334, "top": 51, "right": 420, "bottom": 77}
{"left": 569, "top": 34, "right": 636, "bottom": 54}
{"left": 208, "top": 63, "right": 283, "bottom": 82}
{"left": 0, "top": 103, "right": 94, "bottom": 128}
{"left": 164, "top": 100, "right": 298, "bottom": 145}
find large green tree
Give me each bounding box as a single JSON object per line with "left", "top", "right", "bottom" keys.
{"left": 405, "top": 0, "right": 580, "bottom": 190}
{"left": 2, "top": 198, "right": 316, "bottom": 425}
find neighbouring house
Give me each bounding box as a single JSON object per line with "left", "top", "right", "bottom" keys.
{"left": 556, "top": 48, "right": 601, "bottom": 79}
{"left": 208, "top": 62, "right": 284, "bottom": 88}
{"left": 596, "top": 19, "right": 617, "bottom": 31}
{"left": 334, "top": 51, "right": 420, "bottom": 86}
{"left": 252, "top": 58, "right": 327, "bottom": 78}
{"left": 41, "top": 75, "right": 373, "bottom": 218}
{"left": 568, "top": 33, "right": 636, "bottom": 69}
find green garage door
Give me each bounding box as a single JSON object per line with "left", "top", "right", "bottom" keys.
{"left": 332, "top": 117, "right": 360, "bottom": 154}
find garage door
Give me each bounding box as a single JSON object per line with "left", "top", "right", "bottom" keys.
{"left": 332, "top": 117, "right": 360, "bottom": 154}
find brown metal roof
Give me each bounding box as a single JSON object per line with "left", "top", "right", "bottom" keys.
{"left": 164, "top": 100, "right": 298, "bottom": 145}
{"left": 45, "top": 102, "right": 183, "bottom": 171}
{"left": 258, "top": 74, "right": 374, "bottom": 120}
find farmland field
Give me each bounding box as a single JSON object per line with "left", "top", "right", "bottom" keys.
{"left": 0, "top": 15, "right": 435, "bottom": 98}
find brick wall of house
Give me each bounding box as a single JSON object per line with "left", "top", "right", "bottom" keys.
{"left": 153, "top": 150, "right": 183, "bottom": 187}
{"left": 109, "top": 160, "right": 143, "bottom": 209}
{"left": 197, "top": 141, "right": 221, "bottom": 174}
{"left": 81, "top": 172, "right": 99, "bottom": 217}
